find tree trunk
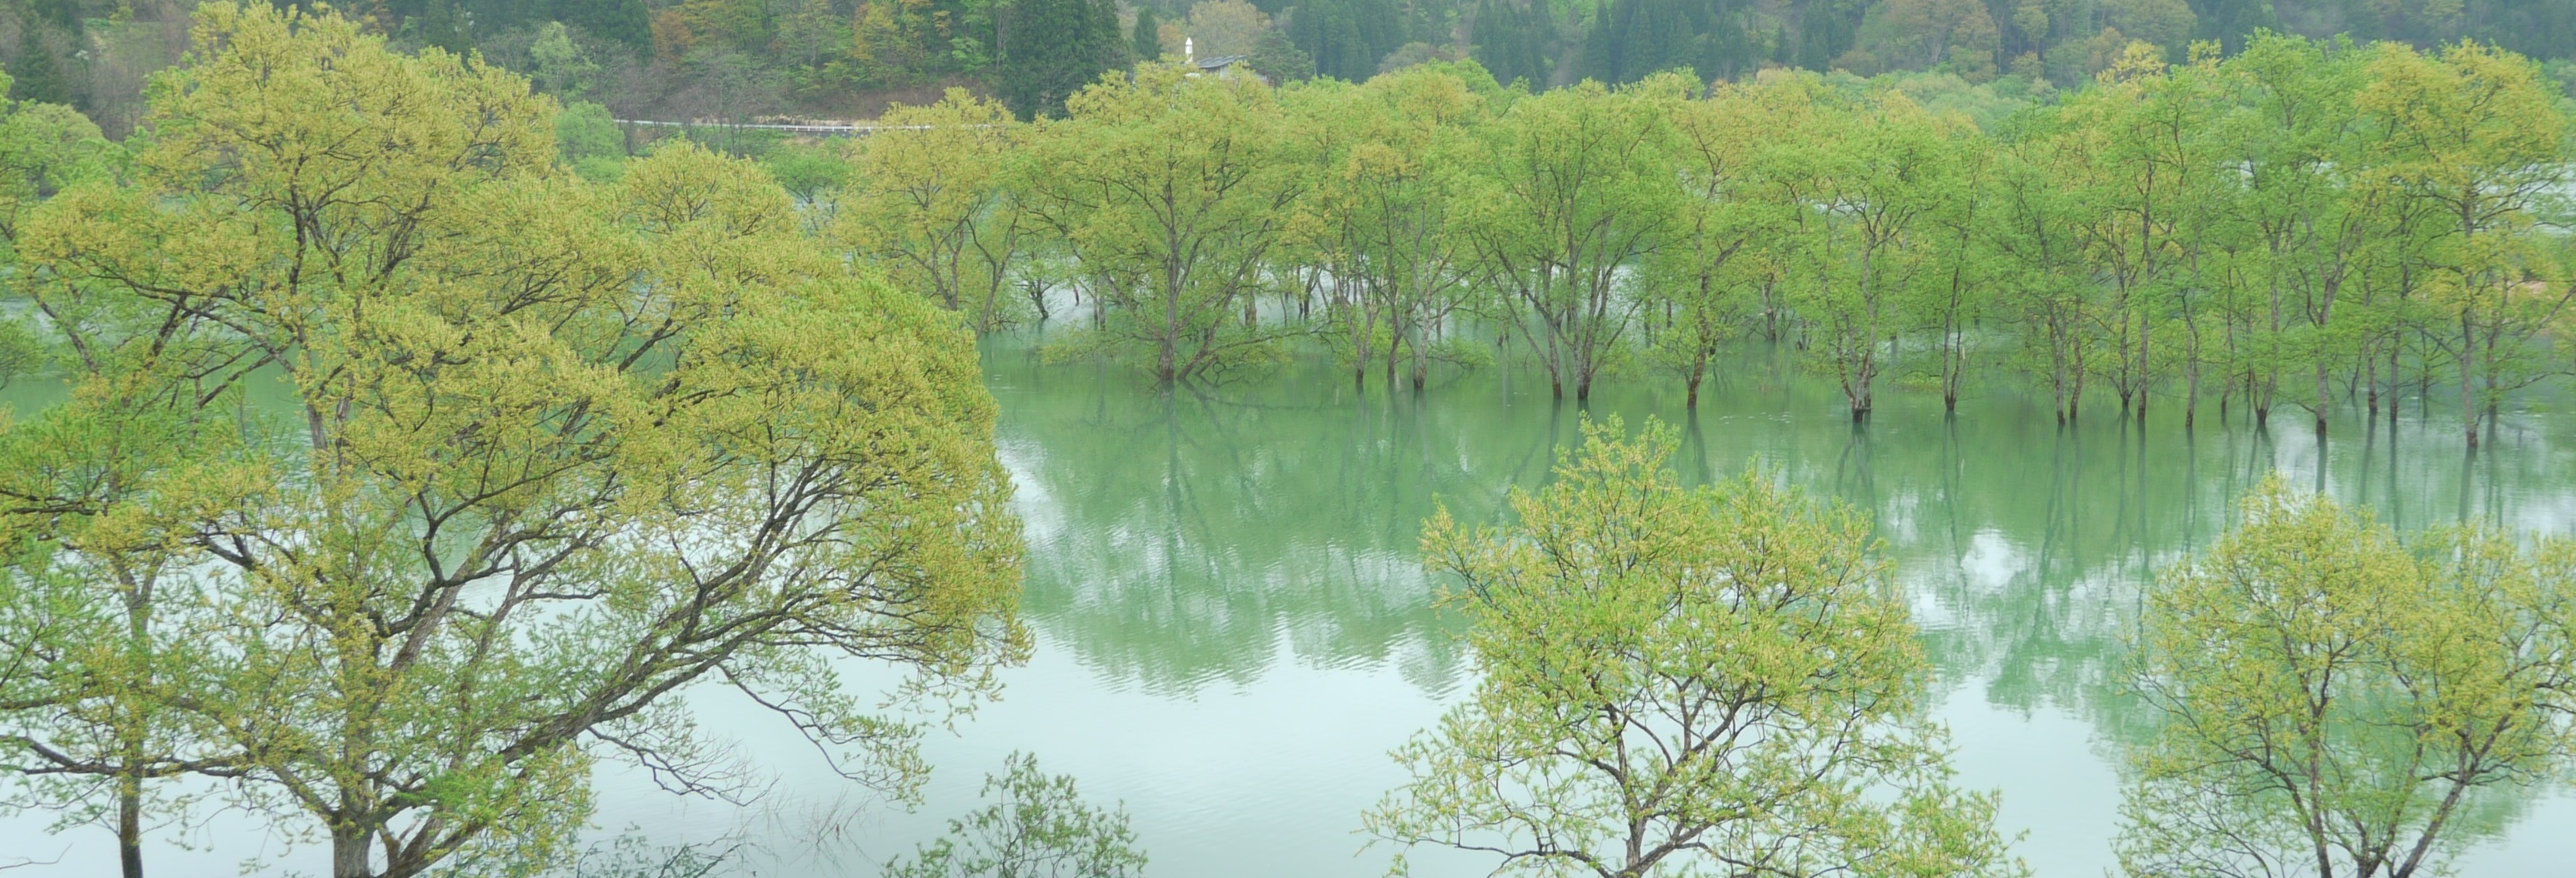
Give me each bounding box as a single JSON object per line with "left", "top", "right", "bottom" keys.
{"left": 2315, "top": 359, "right": 2332, "bottom": 436}
{"left": 118, "top": 770, "right": 143, "bottom": 878}
{"left": 1686, "top": 351, "right": 1705, "bottom": 409}
{"left": 2462, "top": 310, "right": 2479, "bottom": 451}
{"left": 332, "top": 825, "right": 373, "bottom": 878}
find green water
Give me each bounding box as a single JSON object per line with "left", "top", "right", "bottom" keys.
{"left": 937, "top": 333, "right": 2576, "bottom": 877}
{"left": 9, "top": 335, "right": 2576, "bottom": 875}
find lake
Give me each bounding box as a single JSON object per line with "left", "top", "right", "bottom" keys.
{"left": 7, "top": 333, "right": 2575, "bottom": 876}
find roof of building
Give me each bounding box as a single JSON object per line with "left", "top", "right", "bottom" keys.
{"left": 1196, "top": 55, "right": 1249, "bottom": 70}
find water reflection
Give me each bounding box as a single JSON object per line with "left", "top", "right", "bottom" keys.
{"left": 1003, "top": 339, "right": 2576, "bottom": 689}
{"left": 983, "top": 333, "right": 2576, "bottom": 874}
{"left": 9, "top": 338, "right": 2575, "bottom": 876}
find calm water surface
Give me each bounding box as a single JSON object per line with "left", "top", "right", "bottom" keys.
{"left": 9, "top": 335, "right": 2576, "bottom": 875}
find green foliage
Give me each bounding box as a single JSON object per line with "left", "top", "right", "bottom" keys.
{"left": 530, "top": 20, "right": 602, "bottom": 99}
{"left": 554, "top": 0, "right": 652, "bottom": 48}
{"left": 1249, "top": 27, "right": 1321, "bottom": 82}
{"left": 1456, "top": 74, "right": 1687, "bottom": 401}
{"left": 761, "top": 141, "right": 852, "bottom": 203}
{"left": 2119, "top": 478, "right": 2576, "bottom": 878}
{"left": 1578, "top": 0, "right": 1783, "bottom": 84}
{"left": 806, "top": 30, "right": 2576, "bottom": 430}
{"left": 555, "top": 100, "right": 626, "bottom": 182}
{"left": 1286, "top": 63, "right": 1485, "bottom": 390}
{"left": 1847, "top": 69, "right": 2043, "bottom": 129}
{"left": 1133, "top": 6, "right": 1164, "bottom": 61}
{"left": 0, "top": 312, "right": 43, "bottom": 387}
{"left": 0, "top": 7, "right": 1027, "bottom": 878}
{"left": 1368, "top": 416, "right": 2021, "bottom": 878}
{"left": 1838, "top": 0, "right": 2004, "bottom": 80}
{"left": 1472, "top": 0, "right": 1556, "bottom": 88}
{"left": 833, "top": 89, "right": 1029, "bottom": 330}
{"left": 997, "top": 0, "right": 1131, "bottom": 118}
{"left": 884, "top": 752, "right": 1148, "bottom": 878}
{"left": 1023, "top": 64, "right": 1306, "bottom": 381}
{"left": 1641, "top": 72, "right": 1802, "bottom": 405}
{"left": 1769, "top": 83, "right": 1975, "bottom": 418}
{"left": 6, "top": 26, "right": 71, "bottom": 106}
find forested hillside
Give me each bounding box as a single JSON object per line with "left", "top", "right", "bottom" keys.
{"left": 3, "top": 0, "right": 2572, "bottom": 126}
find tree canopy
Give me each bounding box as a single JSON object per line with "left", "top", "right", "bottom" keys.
{"left": 1366, "top": 417, "right": 2020, "bottom": 878}
{"left": 0, "top": 6, "right": 1026, "bottom": 877}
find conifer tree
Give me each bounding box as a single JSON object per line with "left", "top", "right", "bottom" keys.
{"left": 999, "top": 0, "right": 1129, "bottom": 118}
{"left": 1133, "top": 6, "right": 1163, "bottom": 61}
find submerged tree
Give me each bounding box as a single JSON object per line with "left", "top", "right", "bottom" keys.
{"left": 1646, "top": 73, "right": 1802, "bottom": 408}
{"left": 1367, "top": 417, "right": 2020, "bottom": 878}
{"left": 1291, "top": 62, "right": 1488, "bottom": 392}
{"left": 1457, "top": 76, "right": 1683, "bottom": 402}
{"left": 2119, "top": 479, "right": 2576, "bottom": 878}
{"left": 2358, "top": 41, "right": 2572, "bottom": 450}
{"left": 1021, "top": 63, "right": 1308, "bottom": 383}
{"left": 1779, "top": 88, "right": 1963, "bottom": 421}
{"left": 836, "top": 89, "right": 1031, "bottom": 333}
{"left": 885, "top": 752, "right": 1147, "bottom": 878}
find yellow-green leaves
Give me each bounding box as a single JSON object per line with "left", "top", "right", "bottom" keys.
{"left": 833, "top": 89, "right": 1029, "bottom": 332}
{"left": 0, "top": 6, "right": 1026, "bottom": 878}
{"left": 2357, "top": 42, "right": 2573, "bottom": 447}
{"left": 1023, "top": 64, "right": 1306, "bottom": 382}
{"left": 1371, "top": 417, "right": 2020, "bottom": 878}
{"left": 1286, "top": 63, "right": 1486, "bottom": 390}
{"left": 1456, "top": 75, "right": 1685, "bottom": 402}
{"left": 2119, "top": 478, "right": 2576, "bottom": 878}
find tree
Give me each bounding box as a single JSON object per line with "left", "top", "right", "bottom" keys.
{"left": 2098, "top": 0, "right": 2193, "bottom": 55}
{"left": 2208, "top": 32, "right": 2386, "bottom": 434}
{"left": 0, "top": 71, "right": 180, "bottom": 878}
{"left": 1291, "top": 63, "right": 1484, "bottom": 391}
{"left": 1132, "top": 6, "right": 1163, "bottom": 61}
{"left": 1290, "top": 0, "right": 1410, "bottom": 80}
{"left": 1581, "top": 0, "right": 1767, "bottom": 84}
{"left": 2358, "top": 40, "right": 2573, "bottom": 450}
{"left": 552, "top": 0, "right": 654, "bottom": 48}
{"left": 997, "top": 0, "right": 1128, "bottom": 118}
{"left": 1989, "top": 93, "right": 2112, "bottom": 423}
{"left": 1780, "top": 90, "right": 1961, "bottom": 420}
{"left": 556, "top": 100, "right": 627, "bottom": 182}
{"left": 2046, "top": 44, "right": 2224, "bottom": 424}
{"left": 1470, "top": 0, "right": 1555, "bottom": 89}
{"left": 1367, "top": 417, "right": 2021, "bottom": 878}
{"left": 1457, "top": 76, "right": 1682, "bottom": 402}
{"left": 1647, "top": 74, "right": 1803, "bottom": 408}
{"left": 835, "top": 89, "right": 1031, "bottom": 333}
{"left": 1837, "top": 0, "right": 2003, "bottom": 80}
{"left": 885, "top": 752, "right": 1148, "bottom": 878}
{"left": 1246, "top": 28, "right": 1319, "bottom": 82}
{"left": 1905, "top": 107, "right": 1998, "bottom": 413}
{"left": 1185, "top": 0, "right": 1273, "bottom": 56}
{"left": 530, "top": 21, "right": 603, "bottom": 99}
{"left": 1020, "top": 64, "right": 1306, "bottom": 383}
{"left": 2119, "top": 478, "right": 2576, "bottom": 878}
{"left": 2, "top": 6, "right": 1028, "bottom": 878}
{"left": 6, "top": 25, "right": 72, "bottom": 106}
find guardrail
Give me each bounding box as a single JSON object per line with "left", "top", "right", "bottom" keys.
{"left": 613, "top": 118, "right": 934, "bottom": 136}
